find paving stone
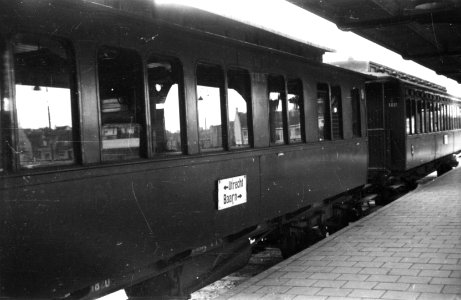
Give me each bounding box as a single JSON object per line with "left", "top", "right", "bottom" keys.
{"left": 417, "top": 293, "right": 461, "bottom": 300}
{"left": 262, "top": 295, "right": 296, "bottom": 300}
{"left": 255, "top": 285, "right": 292, "bottom": 294}
{"left": 366, "top": 274, "right": 400, "bottom": 282}
{"left": 315, "top": 288, "right": 352, "bottom": 297}
{"left": 442, "top": 285, "right": 461, "bottom": 294}
{"left": 312, "top": 280, "right": 346, "bottom": 289}
{"left": 381, "top": 290, "right": 420, "bottom": 300}
{"left": 359, "top": 267, "right": 390, "bottom": 275}
{"left": 389, "top": 268, "right": 420, "bottom": 276}
{"left": 342, "top": 281, "right": 378, "bottom": 289}
{"left": 374, "top": 282, "right": 410, "bottom": 291}
{"left": 419, "top": 270, "right": 452, "bottom": 277}
{"left": 406, "top": 283, "right": 443, "bottom": 293}
{"left": 348, "top": 289, "right": 385, "bottom": 298}
{"left": 284, "top": 279, "right": 319, "bottom": 288}
{"left": 397, "top": 276, "right": 432, "bottom": 284}
{"left": 285, "top": 287, "right": 321, "bottom": 296}
{"left": 308, "top": 273, "right": 341, "bottom": 280}
{"left": 292, "top": 296, "right": 326, "bottom": 300}
{"left": 336, "top": 274, "right": 370, "bottom": 281}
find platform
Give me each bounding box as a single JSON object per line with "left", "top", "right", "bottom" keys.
{"left": 218, "top": 167, "right": 461, "bottom": 300}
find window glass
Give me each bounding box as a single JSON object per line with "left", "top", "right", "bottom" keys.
{"left": 287, "top": 79, "right": 303, "bottom": 143}
{"left": 424, "top": 100, "right": 430, "bottom": 133}
{"left": 414, "top": 100, "right": 421, "bottom": 134}
{"left": 331, "top": 86, "right": 343, "bottom": 140}
{"left": 13, "top": 35, "right": 76, "bottom": 168}
{"left": 317, "top": 83, "right": 330, "bottom": 141}
{"left": 435, "top": 103, "right": 440, "bottom": 131}
{"left": 406, "top": 99, "right": 412, "bottom": 135}
{"left": 227, "top": 69, "right": 251, "bottom": 148}
{"left": 147, "top": 56, "right": 182, "bottom": 154}
{"left": 98, "top": 46, "right": 145, "bottom": 161}
{"left": 430, "top": 102, "right": 435, "bottom": 132}
{"left": 268, "top": 75, "right": 286, "bottom": 145}
{"left": 419, "top": 100, "right": 425, "bottom": 133}
{"left": 196, "top": 64, "right": 224, "bottom": 151}
{"left": 351, "top": 88, "right": 361, "bottom": 137}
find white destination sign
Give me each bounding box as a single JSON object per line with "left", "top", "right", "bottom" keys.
{"left": 218, "top": 175, "right": 247, "bottom": 210}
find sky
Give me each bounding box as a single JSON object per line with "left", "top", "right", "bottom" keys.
{"left": 155, "top": 0, "right": 461, "bottom": 97}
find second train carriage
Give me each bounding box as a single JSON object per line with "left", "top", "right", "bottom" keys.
{"left": 333, "top": 61, "right": 461, "bottom": 185}
{"left": 0, "top": 1, "right": 369, "bottom": 299}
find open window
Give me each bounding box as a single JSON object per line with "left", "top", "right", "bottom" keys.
{"left": 227, "top": 68, "right": 252, "bottom": 148}
{"left": 147, "top": 56, "right": 183, "bottom": 154}
{"left": 268, "top": 75, "right": 286, "bottom": 145}
{"left": 196, "top": 63, "right": 224, "bottom": 151}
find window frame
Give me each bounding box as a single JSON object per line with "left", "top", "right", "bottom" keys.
{"left": 287, "top": 78, "right": 305, "bottom": 144}
{"left": 317, "top": 82, "right": 331, "bottom": 141}
{"left": 11, "top": 33, "right": 80, "bottom": 170}
{"left": 195, "top": 62, "right": 226, "bottom": 152}
{"left": 146, "top": 54, "right": 186, "bottom": 156}
{"left": 226, "top": 67, "right": 253, "bottom": 149}
{"left": 97, "top": 45, "right": 146, "bottom": 162}
{"left": 267, "top": 74, "right": 288, "bottom": 146}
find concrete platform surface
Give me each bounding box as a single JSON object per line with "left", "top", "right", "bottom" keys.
{"left": 218, "top": 167, "right": 461, "bottom": 300}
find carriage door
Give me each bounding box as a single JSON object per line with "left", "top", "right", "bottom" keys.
{"left": 366, "top": 82, "right": 388, "bottom": 171}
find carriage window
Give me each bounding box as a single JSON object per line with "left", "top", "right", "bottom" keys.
{"left": 430, "top": 102, "right": 437, "bottom": 132}
{"left": 227, "top": 69, "right": 251, "bottom": 148}
{"left": 147, "top": 56, "right": 183, "bottom": 154}
{"left": 415, "top": 100, "right": 421, "bottom": 134}
{"left": 418, "top": 100, "right": 423, "bottom": 133}
{"left": 434, "top": 103, "right": 440, "bottom": 131}
{"left": 317, "top": 83, "right": 331, "bottom": 141}
{"left": 13, "top": 35, "right": 77, "bottom": 168}
{"left": 331, "top": 86, "right": 343, "bottom": 140}
{"left": 98, "top": 46, "right": 145, "bottom": 162}
{"left": 406, "top": 99, "right": 413, "bottom": 135}
{"left": 424, "top": 100, "right": 430, "bottom": 133}
{"left": 268, "top": 75, "right": 286, "bottom": 145}
{"left": 351, "top": 88, "right": 362, "bottom": 137}
{"left": 197, "top": 64, "right": 224, "bottom": 151}
{"left": 287, "top": 79, "right": 303, "bottom": 143}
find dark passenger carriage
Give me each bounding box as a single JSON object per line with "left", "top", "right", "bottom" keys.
{"left": 334, "top": 61, "right": 461, "bottom": 184}
{"left": 0, "top": 1, "right": 368, "bottom": 299}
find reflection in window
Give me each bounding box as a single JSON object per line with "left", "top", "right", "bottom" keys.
{"left": 197, "top": 64, "right": 224, "bottom": 151}
{"left": 14, "top": 35, "right": 76, "bottom": 168}
{"left": 98, "top": 46, "right": 145, "bottom": 161}
{"left": 351, "top": 88, "right": 361, "bottom": 137}
{"left": 425, "top": 100, "right": 431, "bottom": 132}
{"left": 147, "top": 56, "right": 183, "bottom": 154}
{"left": 287, "top": 79, "right": 303, "bottom": 143}
{"left": 414, "top": 100, "right": 421, "bottom": 134}
{"left": 406, "top": 99, "right": 412, "bottom": 135}
{"left": 268, "top": 75, "right": 286, "bottom": 145}
{"left": 430, "top": 102, "right": 435, "bottom": 132}
{"left": 317, "top": 83, "right": 330, "bottom": 141}
{"left": 227, "top": 69, "right": 251, "bottom": 148}
{"left": 331, "top": 86, "right": 343, "bottom": 140}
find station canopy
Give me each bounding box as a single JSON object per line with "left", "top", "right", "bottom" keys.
{"left": 287, "top": 0, "right": 461, "bottom": 83}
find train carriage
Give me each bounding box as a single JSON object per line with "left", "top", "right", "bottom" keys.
{"left": 0, "top": 1, "right": 369, "bottom": 299}
{"left": 334, "top": 60, "right": 461, "bottom": 184}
